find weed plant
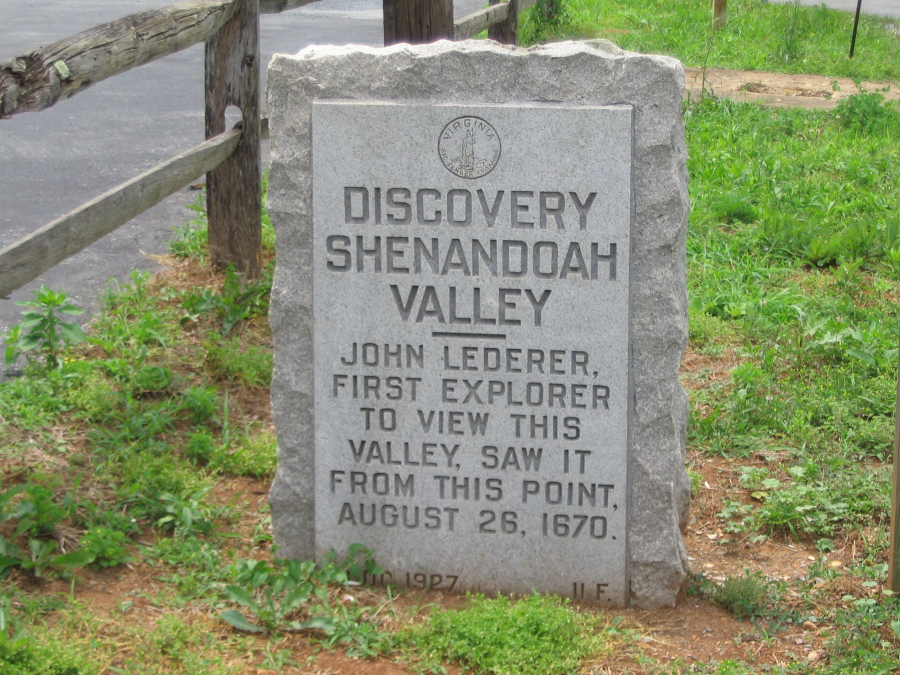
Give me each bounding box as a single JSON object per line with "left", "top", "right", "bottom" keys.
{"left": 170, "top": 172, "right": 275, "bottom": 261}
{"left": 168, "top": 195, "right": 209, "bottom": 261}
{"left": 399, "top": 593, "right": 615, "bottom": 675}
{"left": 220, "top": 547, "right": 390, "bottom": 657}
{"left": 3, "top": 286, "right": 85, "bottom": 370}
{"left": 520, "top": 0, "right": 900, "bottom": 81}
{"left": 0, "top": 630, "right": 94, "bottom": 675}
{"left": 698, "top": 571, "right": 771, "bottom": 619}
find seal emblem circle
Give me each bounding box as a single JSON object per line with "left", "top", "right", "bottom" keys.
{"left": 438, "top": 116, "right": 501, "bottom": 179}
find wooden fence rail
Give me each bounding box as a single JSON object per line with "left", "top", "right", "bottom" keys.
{"left": 0, "top": 128, "right": 242, "bottom": 299}
{"left": 455, "top": 0, "right": 537, "bottom": 41}
{"left": 456, "top": 3, "right": 511, "bottom": 40}
{"left": 0, "top": 1, "right": 236, "bottom": 118}
{"left": 0, "top": 0, "right": 526, "bottom": 296}
{"left": 0, "top": 0, "right": 316, "bottom": 119}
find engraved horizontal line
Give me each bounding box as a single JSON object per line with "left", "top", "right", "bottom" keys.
{"left": 432, "top": 331, "right": 507, "bottom": 340}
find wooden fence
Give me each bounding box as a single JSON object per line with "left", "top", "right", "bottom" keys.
{"left": 0, "top": 0, "right": 536, "bottom": 299}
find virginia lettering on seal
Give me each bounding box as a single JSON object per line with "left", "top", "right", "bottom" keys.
{"left": 439, "top": 116, "right": 501, "bottom": 179}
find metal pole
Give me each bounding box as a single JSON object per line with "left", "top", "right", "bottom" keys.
{"left": 849, "top": 0, "right": 863, "bottom": 58}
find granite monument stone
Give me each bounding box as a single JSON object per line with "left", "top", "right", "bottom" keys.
{"left": 267, "top": 40, "right": 690, "bottom": 609}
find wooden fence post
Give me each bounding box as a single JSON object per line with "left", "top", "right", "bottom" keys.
{"left": 890, "top": 333, "right": 900, "bottom": 593}
{"left": 488, "top": 0, "right": 518, "bottom": 44}
{"left": 383, "top": 0, "right": 454, "bottom": 45}
{"left": 712, "top": 0, "right": 727, "bottom": 31}
{"left": 205, "top": 0, "right": 261, "bottom": 277}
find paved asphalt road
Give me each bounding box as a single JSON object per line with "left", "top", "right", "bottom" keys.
{"left": 0, "top": 0, "right": 894, "bottom": 337}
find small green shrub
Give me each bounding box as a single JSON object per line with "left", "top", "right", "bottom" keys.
{"left": 220, "top": 548, "right": 389, "bottom": 657}
{"left": 0, "top": 481, "right": 94, "bottom": 579}
{"left": 712, "top": 193, "right": 758, "bottom": 224}
{"left": 205, "top": 338, "right": 273, "bottom": 387}
{"left": 0, "top": 632, "right": 94, "bottom": 675}
{"left": 79, "top": 505, "right": 139, "bottom": 536}
{"left": 182, "top": 266, "right": 272, "bottom": 337}
{"left": 702, "top": 572, "right": 770, "bottom": 619}
{"left": 131, "top": 365, "right": 172, "bottom": 394}
{"left": 689, "top": 470, "right": 702, "bottom": 498}
{"left": 114, "top": 454, "right": 208, "bottom": 521}
{"left": 3, "top": 287, "right": 85, "bottom": 371}
{"left": 834, "top": 91, "right": 900, "bottom": 135}
{"left": 62, "top": 370, "right": 117, "bottom": 420}
{"left": 211, "top": 432, "right": 277, "bottom": 478}
{"left": 18, "top": 484, "right": 67, "bottom": 537}
{"left": 399, "top": 593, "right": 612, "bottom": 675}
{"left": 170, "top": 182, "right": 274, "bottom": 258}
{"left": 0, "top": 376, "right": 67, "bottom": 430}
{"left": 180, "top": 386, "right": 221, "bottom": 425}
{"left": 79, "top": 527, "right": 132, "bottom": 568}
{"left": 823, "top": 590, "right": 900, "bottom": 673}
{"left": 185, "top": 430, "right": 218, "bottom": 464}
{"left": 169, "top": 195, "right": 209, "bottom": 261}
{"left": 261, "top": 170, "right": 275, "bottom": 252}
{"left": 155, "top": 488, "right": 220, "bottom": 537}
{"left": 688, "top": 309, "right": 738, "bottom": 353}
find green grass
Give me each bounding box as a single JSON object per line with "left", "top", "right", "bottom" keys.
{"left": 0, "top": 630, "right": 96, "bottom": 675}
{"left": 521, "top": 0, "right": 900, "bottom": 81}
{"left": 683, "top": 94, "right": 899, "bottom": 541}
{"left": 0, "top": 227, "right": 388, "bottom": 670}
{"left": 657, "top": 93, "right": 900, "bottom": 674}
{"left": 398, "top": 594, "right": 618, "bottom": 675}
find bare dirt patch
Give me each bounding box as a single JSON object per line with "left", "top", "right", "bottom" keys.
{"left": 680, "top": 345, "right": 741, "bottom": 391}
{"left": 684, "top": 67, "right": 900, "bottom": 109}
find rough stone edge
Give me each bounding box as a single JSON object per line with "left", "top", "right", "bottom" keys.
{"left": 266, "top": 39, "right": 690, "bottom": 609}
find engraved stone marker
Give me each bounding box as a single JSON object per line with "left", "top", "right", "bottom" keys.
{"left": 267, "top": 40, "right": 691, "bottom": 609}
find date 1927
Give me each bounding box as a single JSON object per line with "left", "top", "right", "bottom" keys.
{"left": 361, "top": 569, "right": 459, "bottom": 591}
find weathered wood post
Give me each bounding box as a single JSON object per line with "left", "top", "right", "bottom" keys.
{"left": 205, "top": 0, "right": 262, "bottom": 277}
{"left": 488, "top": 0, "right": 519, "bottom": 44}
{"left": 890, "top": 339, "right": 900, "bottom": 592}
{"left": 383, "top": 0, "right": 454, "bottom": 45}
{"left": 712, "top": 0, "right": 727, "bottom": 31}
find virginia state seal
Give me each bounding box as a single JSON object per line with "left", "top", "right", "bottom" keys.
{"left": 438, "top": 116, "right": 501, "bottom": 179}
